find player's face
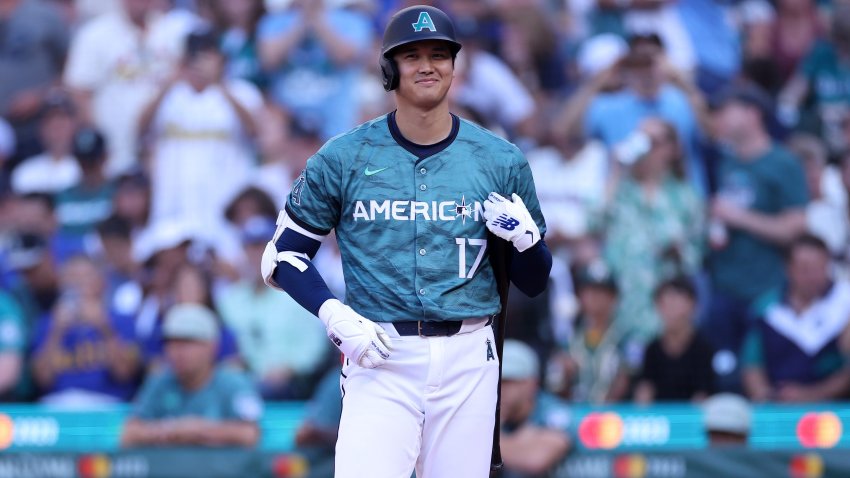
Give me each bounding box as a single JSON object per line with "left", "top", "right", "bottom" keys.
{"left": 393, "top": 40, "right": 454, "bottom": 110}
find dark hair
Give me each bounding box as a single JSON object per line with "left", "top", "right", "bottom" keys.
{"left": 208, "top": 0, "right": 266, "bottom": 40}
{"left": 96, "top": 215, "right": 132, "bottom": 240}
{"left": 786, "top": 233, "right": 830, "bottom": 261}
{"left": 223, "top": 186, "right": 278, "bottom": 224}
{"left": 20, "top": 192, "right": 56, "bottom": 212}
{"left": 653, "top": 275, "right": 697, "bottom": 302}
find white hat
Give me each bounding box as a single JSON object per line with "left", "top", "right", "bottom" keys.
{"left": 703, "top": 393, "right": 752, "bottom": 435}
{"left": 132, "top": 220, "right": 194, "bottom": 263}
{"left": 162, "top": 303, "right": 219, "bottom": 342}
{"left": 577, "top": 34, "right": 628, "bottom": 78}
{"left": 501, "top": 340, "right": 540, "bottom": 381}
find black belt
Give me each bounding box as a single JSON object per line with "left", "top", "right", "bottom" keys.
{"left": 391, "top": 317, "right": 492, "bottom": 337}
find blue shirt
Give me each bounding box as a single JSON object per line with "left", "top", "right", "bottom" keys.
{"left": 30, "top": 310, "right": 139, "bottom": 401}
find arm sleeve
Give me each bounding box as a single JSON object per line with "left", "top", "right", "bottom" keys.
{"left": 510, "top": 240, "right": 553, "bottom": 298}
{"left": 778, "top": 153, "right": 809, "bottom": 209}
{"left": 740, "top": 326, "right": 765, "bottom": 369}
{"left": 286, "top": 150, "right": 343, "bottom": 235}
{"left": 130, "top": 373, "right": 165, "bottom": 420}
{"left": 271, "top": 226, "right": 336, "bottom": 316}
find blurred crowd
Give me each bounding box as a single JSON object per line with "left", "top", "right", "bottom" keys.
{"left": 3, "top": 0, "right": 850, "bottom": 474}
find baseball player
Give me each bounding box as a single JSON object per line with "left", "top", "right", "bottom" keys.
{"left": 261, "top": 5, "right": 552, "bottom": 477}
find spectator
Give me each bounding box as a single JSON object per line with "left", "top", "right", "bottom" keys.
{"left": 95, "top": 216, "right": 142, "bottom": 318}
{"left": 121, "top": 303, "right": 262, "bottom": 447}
{"left": 139, "top": 27, "right": 261, "bottom": 242}
{"left": 10, "top": 91, "right": 81, "bottom": 195}
{"left": 764, "top": 0, "right": 825, "bottom": 84}
{"left": 224, "top": 186, "right": 279, "bottom": 229}
{"left": 742, "top": 234, "right": 850, "bottom": 403}
{"left": 500, "top": 339, "right": 572, "bottom": 478}
{"left": 603, "top": 117, "right": 704, "bottom": 342}
{"left": 53, "top": 128, "right": 115, "bottom": 262}
{"left": 207, "top": 0, "right": 266, "bottom": 88}
{"left": 143, "top": 262, "right": 241, "bottom": 370}
{"left": 450, "top": 20, "right": 535, "bottom": 139}
{"left": 779, "top": 5, "right": 850, "bottom": 153}
{"left": 2, "top": 231, "right": 60, "bottom": 327}
{"left": 111, "top": 171, "right": 151, "bottom": 236}
{"left": 706, "top": 84, "right": 808, "bottom": 390}
{"left": 677, "top": 0, "right": 742, "bottom": 95}
{"left": 555, "top": 34, "right": 711, "bottom": 195}
{"left": 250, "top": 105, "right": 297, "bottom": 208}
{"left": 634, "top": 276, "right": 716, "bottom": 404}
{"left": 0, "top": 290, "right": 25, "bottom": 401}
{"left": 0, "top": 0, "right": 70, "bottom": 163}
{"left": 786, "top": 133, "right": 848, "bottom": 256}
{"left": 547, "top": 261, "right": 631, "bottom": 404}
{"left": 30, "top": 255, "right": 140, "bottom": 406}
{"left": 63, "top": 0, "right": 197, "bottom": 176}
{"left": 258, "top": 0, "right": 373, "bottom": 140}
{"left": 703, "top": 393, "right": 752, "bottom": 446}
{"left": 4, "top": 192, "right": 58, "bottom": 251}
{"left": 217, "top": 216, "right": 327, "bottom": 399}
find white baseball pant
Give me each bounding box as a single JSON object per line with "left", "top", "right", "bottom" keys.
{"left": 335, "top": 319, "right": 499, "bottom": 478}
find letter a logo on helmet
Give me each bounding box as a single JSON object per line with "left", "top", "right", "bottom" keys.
{"left": 412, "top": 11, "right": 436, "bottom": 32}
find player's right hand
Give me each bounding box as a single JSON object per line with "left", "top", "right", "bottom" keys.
{"left": 318, "top": 299, "right": 392, "bottom": 369}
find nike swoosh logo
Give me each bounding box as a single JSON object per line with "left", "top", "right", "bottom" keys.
{"left": 364, "top": 167, "right": 389, "bottom": 176}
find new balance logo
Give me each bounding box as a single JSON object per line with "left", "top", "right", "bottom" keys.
{"left": 412, "top": 11, "right": 436, "bottom": 32}
{"left": 486, "top": 339, "right": 495, "bottom": 361}
{"left": 493, "top": 215, "right": 520, "bottom": 231}
{"left": 329, "top": 333, "right": 342, "bottom": 347}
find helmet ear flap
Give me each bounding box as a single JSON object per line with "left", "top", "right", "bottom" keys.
{"left": 380, "top": 55, "right": 399, "bottom": 92}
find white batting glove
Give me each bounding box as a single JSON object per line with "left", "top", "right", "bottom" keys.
{"left": 318, "top": 299, "right": 391, "bottom": 369}
{"left": 482, "top": 192, "right": 540, "bottom": 252}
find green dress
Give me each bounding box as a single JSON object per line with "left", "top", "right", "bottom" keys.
{"left": 602, "top": 174, "right": 705, "bottom": 342}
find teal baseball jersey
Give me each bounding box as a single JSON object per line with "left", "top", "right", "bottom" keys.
{"left": 286, "top": 114, "right": 546, "bottom": 323}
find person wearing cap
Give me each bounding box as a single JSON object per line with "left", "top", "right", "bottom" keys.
{"left": 217, "top": 215, "right": 328, "bottom": 399}
{"left": 261, "top": 5, "right": 551, "bottom": 477}
{"left": 121, "top": 303, "right": 263, "bottom": 448}
{"left": 11, "top": 90, "right": 81, "bottom": 195}
{"left": 500, "top": 340, "right": 572, "bottom": 478}
{"left": 53, "top": 127, "right": 116, "bottom": 261}
{"left": 547, "top": 261, "right": 630, "bottom": 404}
{"left": 257, "top": 0, "right": 373, "bottom": 139}
{"left": 634, "top": 275, "right": 716, "bottom": 404}
{"left": 703, "top": 393, "right": 752, "bottom": 446}
{"left": 705, "top": 82, "right": 808, "bottom": 392}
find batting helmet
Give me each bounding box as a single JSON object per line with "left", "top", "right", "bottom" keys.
{"left": 379, "top": 5, "right": 462, "bottom": 91}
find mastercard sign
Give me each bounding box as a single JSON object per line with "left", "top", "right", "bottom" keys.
{"left": 789, "top": 453, "right": 824, "bottom": 478}
{"left": 613, "top": 454, "right": 647, "bottom": 478}
{"left": 796, "top": 412, "right": 843, "bottom": 449}
{"left": 0, "top": 414, "right": 13, "bottom": 450}
{"left": 579, "top": 412, "right": 624, "bottom": 449}
{"left": 272, "top": 454, "right": 308, "bottom": 478}
{"left": 77, "top": 454, "right": 111, "bottom": 478}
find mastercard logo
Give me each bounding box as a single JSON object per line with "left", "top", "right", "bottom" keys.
{"left": 797, "top": 412, "right": 843, "bottom": 448}
{"left": 578, "top": 412, "right": 624, "bottom": 449}
{"left": 613, "top": 454, "right": 647, "bottom": 478}
{"left": 272, "top": 454, "right": 308, "bottom": 478}
{"left": 789, "top": 453, "right": 824, "bottom": 478}
{"left": 0, "top": 414, "right": 12, "bottom": 450}
{"left": 77, "top": 454, "right": 111, "bottom": 478}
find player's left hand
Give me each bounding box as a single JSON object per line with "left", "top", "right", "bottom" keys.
{"left": 482, "top": 192, "right": 540, "bottom": 252}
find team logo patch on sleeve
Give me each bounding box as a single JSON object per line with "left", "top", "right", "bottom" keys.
{"left": 292, "top": 172, "right": 306, "bottom": 205}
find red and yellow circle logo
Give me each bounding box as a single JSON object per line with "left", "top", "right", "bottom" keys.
{"left": 613, "top": 454, "right": 647, "bottom": 478}
{"left": 797, "top": 412, "right": 843, "bottom": 448}
{"left": 77, "top": 454, "right": 111, "bottom": 478}
{"left": 578, "top": 412, "right": 624, "bottom": 449}
{"left": 272, "top": 454, "right": 308, "bottom": 478}
{"left": 0, "top": 414, "right": 13, "bottom": 450}
{"left": 789, "top": 453, "right": 824, "bottom": 478}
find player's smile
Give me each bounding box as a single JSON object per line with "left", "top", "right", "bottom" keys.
{"left": 394, "top": 40, "right": 453, "bottom": 105}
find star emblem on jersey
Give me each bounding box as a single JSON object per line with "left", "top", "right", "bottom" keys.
{"left": 455, "top": 195, "right": 472, "bottom": 224}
